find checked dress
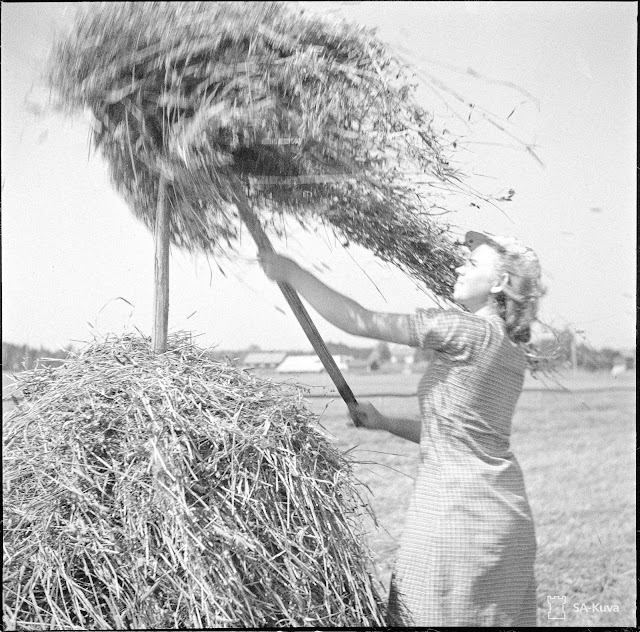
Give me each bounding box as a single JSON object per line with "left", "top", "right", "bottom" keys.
{"left": 387, "top": 308, "right": 537, "bottom": 627}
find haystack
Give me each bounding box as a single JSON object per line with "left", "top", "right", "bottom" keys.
{"left": 48, "top": 1, "right": 463, "bottom": 299}
{"left": 3, "top": 334, "right": 385, "bottom": 629}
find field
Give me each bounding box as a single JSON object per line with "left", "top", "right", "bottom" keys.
{"left": 263, "top": 368, "right": 637, "bottom": 628}
{"left": 3, "top": 368, "right": 636, "bottom": 627}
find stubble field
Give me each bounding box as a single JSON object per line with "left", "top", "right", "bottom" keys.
{"left": 3, "top": 368, "right": 635, "bottom": 627}
{"left": 267, "top": 368, "right": 636, "bottom": 628}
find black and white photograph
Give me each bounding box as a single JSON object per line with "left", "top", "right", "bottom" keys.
{"left": 2, "top": 2, "right": 636, "bottom": 628}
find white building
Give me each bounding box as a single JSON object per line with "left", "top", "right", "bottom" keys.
{"left": 276, "top": 354, "right": 350, "bottom": 373}
{"left": 242, "top": 351, "right": 287, "bottom": 369}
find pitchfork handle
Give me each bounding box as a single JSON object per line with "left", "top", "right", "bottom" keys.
{"left": 231, "top": 182, "right": 360, "bottom": 423}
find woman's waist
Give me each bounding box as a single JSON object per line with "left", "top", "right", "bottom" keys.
{"left": 420, "top": 425, "right": 514, "bottom": 461}
{"left": 412, "top": 460, "right": 534, "bottom": 522}
{"left": 417, "top": 445, "right": 528, "bottom": 492}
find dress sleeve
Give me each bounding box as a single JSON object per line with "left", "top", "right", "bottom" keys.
{"left": 408, "top": 308, "right": 487, "bottom": 361}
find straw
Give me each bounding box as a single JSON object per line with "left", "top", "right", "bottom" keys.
{"left": 47, "top": 1, "right": 464, "bottom": 301}
{"left": 3, "top": 333, "right": 386, "bottom": 628}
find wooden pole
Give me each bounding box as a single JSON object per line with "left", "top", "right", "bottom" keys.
{"left": 231, "top": 182, "right": 360, "bottom": 422}
{"left": 152, "top": 176, "right": 170, "bottom": 353}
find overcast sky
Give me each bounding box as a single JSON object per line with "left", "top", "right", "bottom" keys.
{"left": 2, "top": 2, "right": 636, "bottom": 353}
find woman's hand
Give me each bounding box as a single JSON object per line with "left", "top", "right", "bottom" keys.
{"left": 349, "top": 402, "right": 387, "bottom": 431}
{"left": 258, "top": 251, "right": 298, "bottom": 284}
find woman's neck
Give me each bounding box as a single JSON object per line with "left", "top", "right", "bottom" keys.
{"left": 474, "top": 302, "right": 500, "bottom": 318}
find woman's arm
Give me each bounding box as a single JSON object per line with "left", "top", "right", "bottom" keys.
{"left": 260, "top": 253, "right": 413, "bottom": 345}
{"left": 351, "top": 402, "right": 421, "bottom": 444}
{"left": 385, "top": 416, "right": 422, "bottom": 444}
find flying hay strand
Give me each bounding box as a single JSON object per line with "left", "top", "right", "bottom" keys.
{"left": 48, "top": 1, "right": 463, "bottom": 300}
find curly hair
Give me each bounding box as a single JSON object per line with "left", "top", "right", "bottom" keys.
{"left": 494, "top": 252, "right": 545, "bottom": 344}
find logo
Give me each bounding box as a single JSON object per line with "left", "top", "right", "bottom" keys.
{"left": 573, "top": 602, "right": 620, "bottom": 613}
{"left": 547, "top": 595, "right": 566, "bottom": 620}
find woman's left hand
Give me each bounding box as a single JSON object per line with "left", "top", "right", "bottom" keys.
{"left": 349, "top": 402, "right": 387, "bottom": 431}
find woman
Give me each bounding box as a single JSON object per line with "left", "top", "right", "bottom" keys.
{"left": 260, "top": 231, "right": 543, "bottom": 627}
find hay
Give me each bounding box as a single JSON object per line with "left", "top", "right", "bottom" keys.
{"left": 47, "top": 1, "right": 463, "bottom": 300}
{"left": 3, "top": 333, "right": 386, "bottom": 629}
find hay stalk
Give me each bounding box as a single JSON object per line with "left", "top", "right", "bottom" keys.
{"left": 3, "top": 333, "right": 386, "bottom": 628}
{"left": 47, "top": 1, "right": 465, "bottom": 300}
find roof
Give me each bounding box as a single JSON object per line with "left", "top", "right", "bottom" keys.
{"left": 276, "top": 355, "right": 325, "bottom": 373}
{"left": 275, "top": 354, "right": 350, "bottom": 373}
{"left": 331, "top": 355, "right": 352, "bottom": 368}
{"left": 243, "top": 352, "right": 287, "bottom": 366}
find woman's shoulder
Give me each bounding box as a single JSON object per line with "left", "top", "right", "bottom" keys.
{"left": 410, "top": 307, "right": 494, "bottom": 354}
{"left": 414, "top": 307, "right": 495, "bottom": 331}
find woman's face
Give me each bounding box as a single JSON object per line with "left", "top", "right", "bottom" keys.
{"left": 453, "top": 244, "right": 503, "bottom": 312}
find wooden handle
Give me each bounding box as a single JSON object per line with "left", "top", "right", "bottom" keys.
{"left": 275, "top": 281, "right": 359, "bottom": 414}
{"left": 230, "top": 182, "right": 360, "bottom": 421}
{"left": 152, "top": 176, "right": 170, "bottom": 353}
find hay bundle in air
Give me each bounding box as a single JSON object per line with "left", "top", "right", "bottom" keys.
{"left": 48, "top": 1, "right": 463, "bottom": 300}
{"left": 3, "top": 334, "right": 385, "bottom": 629}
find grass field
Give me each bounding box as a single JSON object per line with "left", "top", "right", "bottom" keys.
{"left": 3, "top": 368, "right": 636, "bottom": 626}
{"left": 265, "top": 369, "right": 637, "bottom": 628}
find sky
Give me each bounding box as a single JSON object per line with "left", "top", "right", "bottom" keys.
{"left": 1, "top": 2, "right": 637, "bottom": 354}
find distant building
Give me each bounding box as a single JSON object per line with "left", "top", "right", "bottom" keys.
{"left": 332, "top": 355, "right": 352, "bottom": 371}
{"left": 389, "top": 344, "right": 415, "bottom": 366}
{"left": 347, "top": 349, "right": 382, "bottom": 372}
{"left": 242, "top": 351, "right": 287, "bottom": 370}
{"left": 276, "top": 354, "right": 350, "bottom": 373}
{"left": 611, "top": 363, "right": 626, "bottom": 378}
{"left": 276, "top": 355, "right": 324, "bottom": 373}
{"left": 612, "top": 348, "right": 636, "bottom": 376}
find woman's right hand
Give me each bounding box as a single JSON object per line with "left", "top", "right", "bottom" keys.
{"left": 349, "top": 402, "right": 387, "bottom": 431}
{"left": 258, "top": 251, "right": 298, "bottom": 284}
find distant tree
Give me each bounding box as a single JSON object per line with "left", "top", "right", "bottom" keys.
{"left": 413, "top": 346, "right": 434, "bottom": 363}
{"left": 574, "top": 343, "right": 625, "bottom": 372}
{"left": 376, "top": 341, "right": 391, "bottom": 363}
{"left": 2, "top": 343, "right": 30, "bottom": 371}
{"left": 575, "top": 344, "right": 606, "bottom": 372}
{"left": 599, "top": 348, "right": 625, "bottom": 370}
{"left": 2, "top": 342, "right": 72, "bottom": 371}
{"left": 326, "top": 341, "right": 374, "bottom": 360}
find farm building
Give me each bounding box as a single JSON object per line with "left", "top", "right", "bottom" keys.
{"left": 276, "top": 355, "right": 323, "bottom": 373}
{"left": 242, "top": 351, "right": 287, "bottom": 370}
{"left": 347, "top": 349, "right": 384, "bottom": 372}
{"left": 611, "top": 348, "right": 636, "bottom": 376}
{"left": 388, "top": 345, "right": 415, "bottom": 366}
{"left": 276, "top": 354, "right": 350, "bottom": 373}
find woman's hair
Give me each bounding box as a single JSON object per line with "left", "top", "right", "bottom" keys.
{"left": 463, "top": 231, "right": 545, "bottom": 346}
{"left": 494, "top": 251, "right": 545, "bottom": 344}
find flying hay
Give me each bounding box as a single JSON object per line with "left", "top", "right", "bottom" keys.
{"left": 48, "top": 1, "right": 464, "bottom": 300}
{"left": 3, "top": 334, "right": 386, "bottom": 629}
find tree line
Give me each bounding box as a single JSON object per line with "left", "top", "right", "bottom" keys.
{"left": 3, "top": 333, "right": 633, "bottom": 374}
{"left": 536, "top": 328, "right": 634, "bottom": 372}
{"left": 2, "top": 342, "right": 73, "bottom": 372}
